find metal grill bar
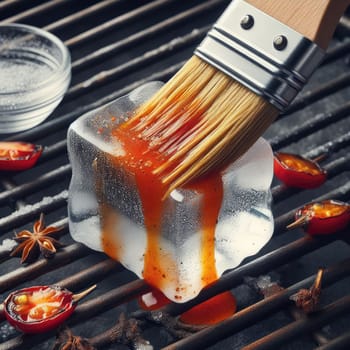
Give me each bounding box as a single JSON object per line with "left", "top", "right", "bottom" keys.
{"left": 44, "top": 0, "right": 123, "bottom": 32}
{"left": 64, "top": 0, "right": 182, "bottom": 48}
{"left": 0, "top": 133, "right": 348, "bottom": 223}
{"left": 0, "top": 192, "right": 68, "bottom": 231}
{"left": 1, "top": 60, "right": 347, "bottom": 208}
{"left": 1, "top": 0, "right": 71, "bottom": 23}
{"left": 0, "top": 2, "right": 344, "bottom": 144}
{"left": 284, "top": 72, "right": 350, "bottom": 115}
{"left": 315, "top": 332, "right": 350, "bottom": 350}
{"left": 0, "top": 189, "right": 344, "bottom": 297}
{"left": 241, "top": 295, "right": 350, "bottom": 350}
{"left": 0, "top": 242, "right": 89, "bottom": 294}
{"left": 272, "top": 153, "right": 350, "bottom": 203}
{"left": 0, "top": 40, "right": 346, "bottom": 144}
{"left": 2, "top": 110, "right": 348, "bottom": 211}
{"left": 72, "top": 0, "right": 225, "bottom": 72}
{"left": 270, "top": 101, "right": 350, "bottom": 149}
{"left": 66, "top": 26, "right": 208, "bottom": 100}
{"left": 0, "top": 165, "right": 71, "bottom": 206}
{"left": 3, "top": 62, "right": 183, "bottom": 144}
{"left": 0, "top": 0, "right": 23, "bottom": 11}
{"left": 0, "top": 235, "right": 341, "bottom": 350}
{"left": 322, "top": 40, "right": 350, "bottom": 64}
{"left": 0, "top": 278, "right": 151, "bottom": 350}
{"left": 302, "top": 132, "right": 350, "bottom": 158}
{"left": 274, "top": 182, "right": 350, "bottom": 234}
{"left": 1, "top": 153, "right": 348, "bottom": 243}
{"left": 161, "top": 259, "right": 350, "bottom": 350}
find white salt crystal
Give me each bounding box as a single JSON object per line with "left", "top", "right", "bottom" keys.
{"left": 140, "top": 292, "right": 158, "bottom": 308}
{"left": 0, "top": 238, "right": 16, "bottom": 253}
{"left": 0, "top": 190, "right": 68, "bottom": 226}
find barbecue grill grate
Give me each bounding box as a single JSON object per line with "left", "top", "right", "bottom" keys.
{"left": 0, "top": 1, "right": 350, "bottom": 349}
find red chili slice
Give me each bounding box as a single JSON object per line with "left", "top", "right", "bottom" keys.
{"left": 287, "top": 199, "right": 350, "bottom": 235}
{"left": 0, "top": 141, "right": 43, "bottom": 171}
{"left": 3, "top": 285, "right": 96, "bottom": 333}
{"left": 273, "top": 152, "right": 327, "bottom": 189}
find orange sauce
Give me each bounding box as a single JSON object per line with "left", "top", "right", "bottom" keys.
{"left": 109, "top": 127, "right": 178, "bottom": 291}
{"left": 189, "top": 174, "right": 223, "bottom": 286}
{"left": 99, "top": 117, "right": 236, "bottom": 324}
{"left": 100, "top": 203, "right": 123, "bottom": 262}
{"left": 180, "top": 291, "right": 236, "bottom": 325}
{"left": 308, "top": 201, "right": 349, "bottom": 218}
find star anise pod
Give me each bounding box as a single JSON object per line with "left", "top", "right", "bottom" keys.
{"left": 290, "top": 268, "right": 324, "bottom": 314}
{"left": 10, "top": 213, "right": 63, "bottom": 264}
{"left": 52, "top": 327, "right": 96, "bottom": 350}
{"left": 105, "top": 313, "right": 153, "bottom": 349}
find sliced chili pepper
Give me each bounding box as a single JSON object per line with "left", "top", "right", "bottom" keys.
{"left": 3, "top": 284, "right": 96, "bottom": 333}
{"left": 273, "top": 152, "right": 327, "bottom": 189}
{"left": 287, "top": 199, "right": 350, "bottom": 235}
{"left": 0, "top": 141, "right": 43, "bottom": 171}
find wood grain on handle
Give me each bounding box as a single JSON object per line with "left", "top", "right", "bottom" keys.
{"left": 245, "top": 0, "right": 350, "bottom": 49}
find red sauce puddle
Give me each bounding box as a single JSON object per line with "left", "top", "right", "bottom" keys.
{"left": 99, "top": 123, "right": 236, "bottom": 324}
{"left": 180, "top": 291, "right": 236, "bottom": 325}
{"left": 138, "top": 288, "right": 236, "bottom": 326}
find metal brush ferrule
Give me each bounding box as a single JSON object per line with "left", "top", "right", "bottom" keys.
{"left": 195, "top": 0, "right": 325, "bottom": 111}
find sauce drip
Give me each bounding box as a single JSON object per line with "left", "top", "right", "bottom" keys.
{"left": 97, "top": 112, "right": 237, "bottom": 324}
{"left": 109, "top": 127, "right": 177, "bottom": 291}
{"left": 100, "top": 203, "right": 123, "bottom": 262}
{"left": 190, "top": 175, "right": 223, "bottom": 286}
{"left": 99, "top": 115, "right": 227, "bottom": 309}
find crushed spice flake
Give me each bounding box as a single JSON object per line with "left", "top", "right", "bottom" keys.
{"left": 290, "top": 268, "right": 324, "bottom": 314}
{"left": 53, "top": 327, "right": 96, "bottom": 350}
{"left": 97, "top": 313, "right": 153, "bottom": 349}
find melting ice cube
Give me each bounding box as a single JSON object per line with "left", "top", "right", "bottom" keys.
{"left": 67, "top": 81, "right": 274, "bottom": 303}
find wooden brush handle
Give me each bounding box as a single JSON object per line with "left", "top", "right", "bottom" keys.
{"left": 246, "top": 0, "right": 350, "bottom": 49}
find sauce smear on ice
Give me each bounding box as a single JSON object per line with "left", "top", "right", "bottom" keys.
{"left": 101, "top": 121, "right": 236, "bottom": 323}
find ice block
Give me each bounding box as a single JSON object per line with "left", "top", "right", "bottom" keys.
{"left": 67, "top": 82, "right": 274, "bottom": 303}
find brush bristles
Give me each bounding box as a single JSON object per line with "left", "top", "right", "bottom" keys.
{"left": 123, "top": 56, "right": 279, "bottom": 195}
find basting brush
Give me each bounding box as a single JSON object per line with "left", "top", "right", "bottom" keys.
{"left": 122, "top": 0, "right": 350, "bottom": 195}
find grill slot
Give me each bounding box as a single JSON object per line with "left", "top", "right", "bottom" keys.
{"left": 1, "top": 1, "right": 350, "bottom": 350}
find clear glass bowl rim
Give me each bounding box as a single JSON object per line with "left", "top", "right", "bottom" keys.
{"left": 0, "top": 23, "right": 71, "bottom": 107}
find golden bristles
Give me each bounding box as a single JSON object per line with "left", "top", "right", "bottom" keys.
{"left": 123, "top": 56, "right": 279, "bottom": 196}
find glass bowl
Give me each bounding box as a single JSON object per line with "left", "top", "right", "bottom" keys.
{"left": 0, "top": 24, "right": 71, "bottom": 133}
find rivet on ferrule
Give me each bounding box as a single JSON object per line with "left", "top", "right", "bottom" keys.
{"left": 195, "top": 0, "right": 326, "bottom": 111}
{"left": 273, "top": 35, "right": 288, "bottom": 50}
{"left": 240, "top": 14, "right": 254, "bottom": 29}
